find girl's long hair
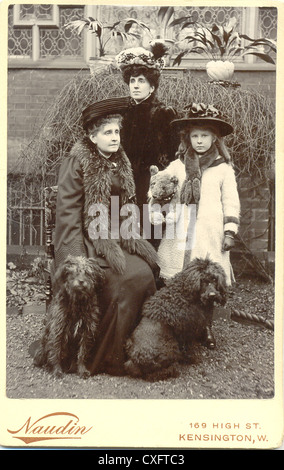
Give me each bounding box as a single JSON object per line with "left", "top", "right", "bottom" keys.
{"left": 178, "top": 124, "right": 232, "bottom": 163}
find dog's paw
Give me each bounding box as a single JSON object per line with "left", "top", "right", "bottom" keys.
{"left": 145, "top": 364, "right": 180, "bottom": 382}
{"left": 124, "top": 359, "right": 142, "bottom": 378}
{"left": 52, "top": 366, "right": 64, "bottom": 378}
{"left": 33, "top": 347, "right": 46, "bottom": 367}
{"left": 77, "top": 365, "right": 91, "bottom": 380}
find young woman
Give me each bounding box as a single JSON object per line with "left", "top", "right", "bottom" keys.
{"left": 116, "top": 45, "right": 178, "bottom": 218}
{"left": 171, "top": 103, "right": 241, "bottom": 347}
{"left": 53, "top": 97, "right": 158, "bottom": 376}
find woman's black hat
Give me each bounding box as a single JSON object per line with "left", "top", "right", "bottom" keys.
{"left": 82, "top": 96, "right": 130, "bottom": 130}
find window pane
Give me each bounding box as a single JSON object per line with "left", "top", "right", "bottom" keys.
{"left": 19, "top": 4, "right": 53, "bottom": 21}
{"left": 40, "top": 6, "right": 84, "bottom": 58}
{"left": 8, "top": 6, "right": 32, "bottom": 58}
{"left": 259, "top": 7, "right": 277, "bottom": 40}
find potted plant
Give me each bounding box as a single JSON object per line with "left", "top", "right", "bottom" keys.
{"left": 65, "top": 8, "right": 180, "bottom": 70}
{"left": 170, "top": 17, "right": 276, "bottom": 81}
{"left": 65, "top": 16, "right": 151, "bottom": 72}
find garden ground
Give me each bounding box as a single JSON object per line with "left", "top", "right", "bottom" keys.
{"left": 6, "top": 275, "right": 276, "bottom": 400}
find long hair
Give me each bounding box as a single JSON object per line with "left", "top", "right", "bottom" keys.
{"left": 178, "top": 124, "right": 232, "bottom": 163}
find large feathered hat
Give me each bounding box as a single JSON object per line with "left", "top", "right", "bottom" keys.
{"left": 116, "top": 41, "right": 169, "bottom": 72}
{"left": 171, "top": 103, "right": 234, "bottom": 137}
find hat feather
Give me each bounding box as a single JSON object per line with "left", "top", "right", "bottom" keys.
{"left": 149, "top": 40, "right": 168, "bottom": 59}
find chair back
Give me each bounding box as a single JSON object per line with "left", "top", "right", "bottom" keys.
{"left": 44, "top": 186, "right": 58, "bottom": 307}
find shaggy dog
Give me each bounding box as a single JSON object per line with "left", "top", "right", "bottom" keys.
{"left": 33, "top": 255, "right": 105, "bottom": 378}
{"left": 124, "top": 257, "right": 227, "bottom": 381}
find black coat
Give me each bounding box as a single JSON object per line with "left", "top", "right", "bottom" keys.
{"left": 54, "top": 137, "right": 158, "bottom": 273}
{"left": 121, "top": 94, "right": 177, "bottom": 209}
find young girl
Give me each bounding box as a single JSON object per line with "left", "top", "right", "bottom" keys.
{"left": 171, "top": 103, "right": 240, "bottom": 347}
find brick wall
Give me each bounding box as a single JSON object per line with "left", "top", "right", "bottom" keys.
{"left": 231, "top": 175, "right": 275, "bottom": 276}
{"left": 237, "top": 176, "right": 271, "bottom": 252}
{"left": 7, "top": 68, "right": 90, "bottom": 170}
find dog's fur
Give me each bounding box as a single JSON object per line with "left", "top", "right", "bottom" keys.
{"left": 33, "top": 255, "right": 105, "bottom": 378}
{"left": 124, "top": 257, "right": 227, "bottom": 381}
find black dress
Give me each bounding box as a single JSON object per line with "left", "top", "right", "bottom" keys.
{"left": 121, "top": 94, "right": 177, "bottom": 211}
{"left": 54, "top": 153, "right": 157, "bottom": 376}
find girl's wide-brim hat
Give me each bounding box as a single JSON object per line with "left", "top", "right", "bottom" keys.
{"left": 116, "top": 43, "right": 167, "bottom": 72}
{"left": 171, "top": 103, "right": 234, "bottom": 137}
{"left": 82, "top": 96, "right": 130, "bottom": 130}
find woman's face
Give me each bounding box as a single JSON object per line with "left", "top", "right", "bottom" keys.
{"left": 189, "top": 127, "right": 216, "bottom": 155}
{"left": 90, "top": 122, "right": 120, "bottom": 156}
{"left": 129, "top": 74, "right": 154, "bottom": 102}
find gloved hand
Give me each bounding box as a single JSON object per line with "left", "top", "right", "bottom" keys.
{"left": 222, "top": 232, "right": 235, "bottom": 251}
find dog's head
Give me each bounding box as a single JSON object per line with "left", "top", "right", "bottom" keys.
{"left": 179, "top": 257, "right": 227, "bottom": 306}
{"left": 54, "top": 255, "right": 105, "bottom": 299}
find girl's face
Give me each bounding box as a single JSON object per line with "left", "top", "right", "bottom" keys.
{"left": 189, "top": 127, "right": 216, "bottom": 155}
{"left": 90, "top": 122, "right": 120, "bottom": 156}
{"left": 129, "top": 74, "right": 154, "bottom": 102}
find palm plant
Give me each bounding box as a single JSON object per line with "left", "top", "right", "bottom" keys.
{"left": 65, "top": 17, "right": 150, "bottom": 57}
{"left": 171, "top": 16, "right": 276, "bottom": 66}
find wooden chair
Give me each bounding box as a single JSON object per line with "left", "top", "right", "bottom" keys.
{"left": 44, "top": 185, "right": 58, "bottom": 308}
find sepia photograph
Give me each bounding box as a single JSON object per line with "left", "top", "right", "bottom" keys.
{"left": 1, "top": 0, "right": 283, "bottom": 450}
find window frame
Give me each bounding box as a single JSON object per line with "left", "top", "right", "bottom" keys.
{"left": 8, "top": 4, "right": 276, "bottom": 71}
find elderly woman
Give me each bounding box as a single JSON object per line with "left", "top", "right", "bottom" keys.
{"left": 53, "top": 97, "right": 157, "bottom": 376}
{"left": 116, "top": 44, "right": 178, "bottom": 220}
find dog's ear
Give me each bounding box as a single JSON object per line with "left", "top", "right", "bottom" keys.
{"left": 214, "top": 269, "right": 228, "bottom": 305}
{"left": 182, "top": 262, "right": 201, "bottom": 295}
{"left": 87, "top": 258, "right": 106, "bottom": 285}
{"left": 54, "top": 259, "right": 70, "bottom": 282}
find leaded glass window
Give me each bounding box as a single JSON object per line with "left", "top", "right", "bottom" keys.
{"left": 8, "top": 5, "right": 277, "bottom": 65}
{"left": 8, "top": 4, "right": 84, "bottom": 60}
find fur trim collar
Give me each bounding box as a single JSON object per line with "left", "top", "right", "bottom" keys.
{"left": 68, "top": 138, "right": 158, "bottom": 274}
{"left": 198, "top": 143, "right": 220, "bottom": 173}
{"left": 69, "top": 137, "right": 136, "bottom": 235}
{"left": 70, "top": 137, "right": 136, "bottom": 206}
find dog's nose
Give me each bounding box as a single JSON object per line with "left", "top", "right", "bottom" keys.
{"left": 73, "top": 278, "right": 86, "bottom": 288}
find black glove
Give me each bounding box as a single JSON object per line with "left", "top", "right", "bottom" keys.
{"left": 222, "top": 231, "right": 235, "bottom": 251}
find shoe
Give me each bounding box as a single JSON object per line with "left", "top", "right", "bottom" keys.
{"left": 203, "top": 326, "right": 216, "bottom": 349}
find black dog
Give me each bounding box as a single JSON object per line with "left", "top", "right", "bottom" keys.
{"left": 124, "top": 257, "right": 227, "bottom": 381}
{"left": 33, "top": 255, "right": 105, "bottom": 378}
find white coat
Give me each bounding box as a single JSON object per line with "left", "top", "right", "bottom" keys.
{"left": 190, "top": 158, "right": 240, "bottom": 286}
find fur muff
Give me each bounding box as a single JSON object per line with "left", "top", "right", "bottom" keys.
{"left": 33, "top": 255, "right": 106, "bottom": 378}
{"left": 124, "top": 257, "right": 227, "bottom": 381}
